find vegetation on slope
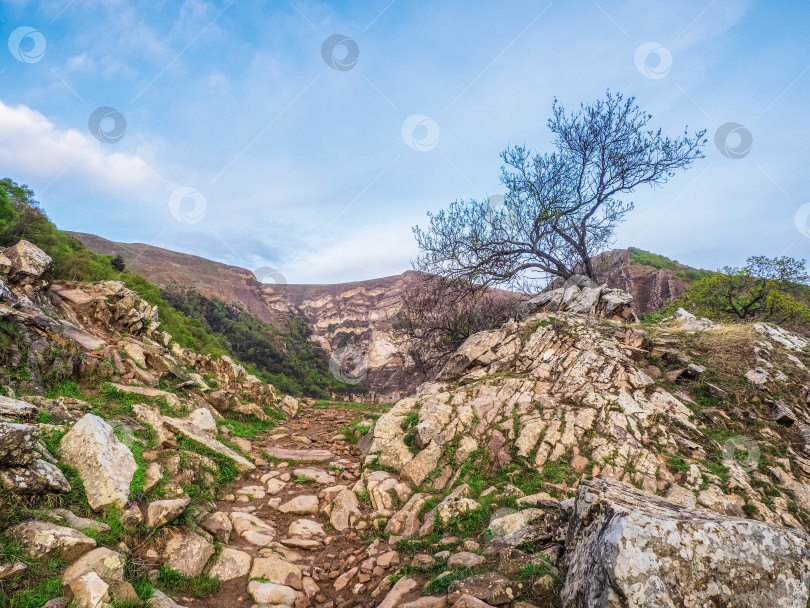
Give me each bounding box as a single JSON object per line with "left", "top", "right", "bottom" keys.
{"left": 627, "top": 246, "right": 711, "bottom": 282}
{"left": 161, "top": 287, "right": 350, "bottom": 398}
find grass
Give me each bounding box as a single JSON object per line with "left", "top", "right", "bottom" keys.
{"left": 156, "top": 566, "right": 220, "bottom": 598}
{"left": 218, "top": 414, "right": 279, "bottom": 439}
{"left": 422, "top": 567, "right": 480, "bottom": 595}
{"left": 0, "top": 576, "right": 62, "bottom": 608}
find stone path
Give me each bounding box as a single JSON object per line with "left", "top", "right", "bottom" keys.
{"left": 190, "top": 404, "right": 415, "bottom": 608}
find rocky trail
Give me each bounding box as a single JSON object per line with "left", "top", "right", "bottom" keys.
{"left": 194, "top": 403, "right": 413, "bottom": 608}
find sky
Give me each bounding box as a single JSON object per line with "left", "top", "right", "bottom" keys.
{"left": 0, "top": 0, "right": 809, "bottom": 284}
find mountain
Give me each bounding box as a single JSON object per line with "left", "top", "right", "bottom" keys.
{"left": 70, "top": 233, "right": 707, "bottom": 399}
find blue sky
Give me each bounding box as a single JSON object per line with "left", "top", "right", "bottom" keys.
{"left": 1, "top": 0, "right": 808, "bottom": 284}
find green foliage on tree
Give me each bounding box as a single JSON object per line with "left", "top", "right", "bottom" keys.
{"left": 161, "top": 287, "right": 352, "bottom": 398}
{"left": 111, "top": 254, "right": 126, "bottom": 272}
{"left": 669, "top": 256, "right": 810, "bottom": 326}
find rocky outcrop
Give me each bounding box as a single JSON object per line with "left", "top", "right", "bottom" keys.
{"left": 562, "top": 479, "right": 810, "bottom": 607}
{"left": 527, "top": 276, "right": 636, "bottom": 321}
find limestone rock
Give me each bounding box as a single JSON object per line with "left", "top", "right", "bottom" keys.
{"left": 447, "top": 552, "right": 486, "bottom": 568}
{"left": 187, "top": 408, "right": 217, "bottom": 436}
{"left": 47, "top": 509, "right": 111, "bottom": 534}
{"left": 148, "top": 589, "right": 189, "bottom": 608}
{"left": 250, "top": 556, "right": 303, "bottom": 590}
{"left": 62, "top": 547, "right": 125, "bottom": 586}
{"left": 201, "top": 511, "right": 232, "bottom": 543}
{"left": 3, "top": 240, "right": 52, "bottom": 283}
{"left": 279, "top": 495, "right": 319, "bottom": 515}
{"left": 208, "top": 548, "right": 252, "bottom": 581}
{"left": 248, "top": 580, "right": 301, "bottom": 606}
{"left": 7, "top": 521, "right": 96, "bottom": 562}
{"left": 67, "top": 571, "right": 109, "bottom": 608}
{"left": 162, "top": 416, "right": 255, "bottom": 472}
{"left": 58, "top": 414, "right": 137, "bottom": 511}
{"left": 0, "top": 422, "right": 39, "bottom": 465}
{"left": 1, "top": 458, "right": 71, "bottom": 494}
{"left": 146, "top": 497, "right": 191, "bottom": 528}
{"left": 0, "top": 395, "right": 38, "bottom": 419}
{"left": 447, "top": 573, "right": 526, "bottom": 606}
{"left": 325, "top": 488, "right": 361, "bottom": 531}
{"left": 163, "top": 532, "right": 214, "bottom": 577}
{"left": 562, "top": 478, "right": 810, "bottom": 608}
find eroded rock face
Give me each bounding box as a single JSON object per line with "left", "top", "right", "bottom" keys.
{"left": 59, "top": 414, "right": 137, "bottom": 511}
{"left": 562, "top": 479, "right": 810, "bottom": 608}
{"left": 3, "top": 240, "right": 52, "bottom": 283}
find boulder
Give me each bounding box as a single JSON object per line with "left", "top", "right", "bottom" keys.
{"left": 0, "top": 395, "right": 38, "bottom": 419}
{"left": 447, "top": 573, "right": 526, "bottom": 606}
{"left": 562, "top": 478, "right": 810, "bottom": 608}
{"left": 247, "top": 580, "right": 301, "bottom": 606}
{"left": 62, "top": 547, "right": 125, "bottom": 587}
{"left": 250, "top": 556, "right": 303, "bottom": 590}
{"left": 3, "top": 240, "right": 52, "bottom": 283}
{"left": 208, "top": 548, "right": 252, "bottom": 581}
{"left": 1, "top": 458, "right": 71, "bottom": 494}
{"left": 146, "top": 497, "right": 191, "bottom": 528}
{"left": 0, "top": 422, "right": 39, "bottom": 465}
{"left": 201, "top": 511, "right": 232, "bottom": 543}
{"left": 7, "top": 521, "right": 96, "bottom": 562}
{"left": 377, "top": 576, "right": 419, "bottom": 608}
{"left": 66, "top": 571, "right": 109, "bottom": 608}
{"left": 187, "top": 408, "right": 218, "bottom": 436}
{"left": 279, "top": 395, "right": 299, "bottom": 418}
{"left": 163, "top": 532, "right": 214, "bottom": 577}
{"left": 325, "top": 488, "right": 361, "bottom": 531}
{"left": 58, "top": 414, "right": 137, "bottom": 511}
{"left": 278, "top": 495, "right": 319, "bottom": 515}
{"left": 148, "top": 589, "right": 189, "bottom": 608}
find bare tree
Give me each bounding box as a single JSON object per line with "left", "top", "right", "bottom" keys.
{"left": 413, "top": 92, "right": 707, "bottom": 292}
{"left": 392, "top": 273, "right": 525, "bottom": 379}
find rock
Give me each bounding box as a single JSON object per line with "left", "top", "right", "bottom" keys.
{"left": 562, "top": 478, "right": 810, "bottom": 608}
{"left": 401, "top": 441, "right": 444, "bottom": 487}
{"left": 201, "top": 511, "right": 232, "bottom": 543}
{"left": 148, "top": 589, "right": 189, "bottom": 608}
{"left": 120, "top": 505, "right": 143, "bottom": 532}
{"left": 377, "top": 576, "right": 419, "bottom": 608}
{"left": 62, "top": 547, "right": 126, "bottom": 586}
{"left": 163, "top": 532, "right": 214, "bottom": 577}
{"left": 112, "top": 582, "right": 139, "bottom": 602}
{"left": 696, "top": 484, "right": 746, "bottom": 517}
{"left": 187, "top": 407, "right": 217, "bottom": 437}
{"left": 248, "top": 580, "right": 301, "bottom": 606}
{"left": 1, "top": 458, "right": 71, "bottom": 494}
{"left": 436, "top": 497, "right": 480, "bottom": 526}
{"left": 488, "top": 509, "right": 547, "bottom": 538}
{"left": 208, "top": 548, "right": 252, "bottom": 581}
{"left": 325, "top": 488, "right": 361, "bottom": 531}
{"left": 146, "top": 497, "right": 191, "bottom": 528}
{"left": 0, "top": 561, "right": 26, "bottom": 580}
{"left": 773, "top": 400, "right": 796, "bottom": 426}
{"left": 302, "top": 576, "right": 320, "bottom": 598}
{"left": 67, "top": 571, "right": 109, "bottom": 608}
{"left": 132, "top": 404, "right": 173, "bottom": 445}
{"left": 450, "top": 595, "right": 496, "bottom": 608}
{"left": 280, "top": 395, "right": 300, "bottom": 418}
{"left": 41, "top": 600, "right": 70, "bottom": 608}
{"left": 251, "top": 556, "right": 303, "bottom": 590}
{"left": 279, "top": 495, "right": 319, "bottom": 515}
{"left": 3, "top": 240, "right": 52, "bottom": 282}
{"left": 232, "top": 437, "right": 251, "bottom": 453}
{"left": 293, "top": 468, "right": 336, "bottom": 484}
{"left": 0, "top": 395, "right": 38, "bottom": 419}
{"left": 411, "top": 554, "right": 436, "bottom": 569}
{"left": 7, "top": 520, "right": 96, "bottom": 562}
{"left": 48, "top": 509, "right": 111, "bottom": 534}
{"left": 262, "top": 447, "right": 334, "bottom": 462}
{"left": 143, "top": 462, "right": 163, "bottom": 492}
{"left": 59, "top": 414, "right": 138, "bottom": 511}
{"left": 406, "top": 597, "right": 448, "bottom": 608}
{"left": 0, "top": 422, "right": 39, "bottom": 465}
{"left": 288, "top": 519, "right": 325, "bottom": 538}
{"left": 162, "top": 416, "right": 255, "bottom": 472}
{"left": 333, "top": 566, "right": 358, "bottom": 591}
{"left": 447, "top": 552, "right": 486, "bottom": 568}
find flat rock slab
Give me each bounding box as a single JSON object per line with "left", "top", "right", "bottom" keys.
{"left": 263, "top": 447, "right": 334, "bottom": 462}
{"left": 563, "top": 478, "right": 810, "bottom": 608}
{"left": 162, "top": 416, "right": 255, "bottom": 472}
{"left": 279, "top": 495, "right": 319, "bottom": 515}
{"left": 0, "top": 396, "right": 37, "bottom": 420}
{"left": 7, "top": 520, "right": 96, "bottom": 562}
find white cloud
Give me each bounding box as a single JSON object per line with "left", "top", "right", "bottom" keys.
{"left": 0, "top": 100, "right": 163, "bottom": 199}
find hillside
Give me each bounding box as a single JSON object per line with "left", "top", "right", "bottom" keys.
{"left": 71, "top": 234, "right": 709, "bottom": 401}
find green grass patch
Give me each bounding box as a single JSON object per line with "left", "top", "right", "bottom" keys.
{"left": 156, "top": 566, "right": 220, "bottom": 598}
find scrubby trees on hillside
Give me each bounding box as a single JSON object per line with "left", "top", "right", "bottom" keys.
{"left": 671, "top": 256, "right": 810, "bottom": 325}
{"left": 413, "top": 92, "right": 706, "bottom": 292}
